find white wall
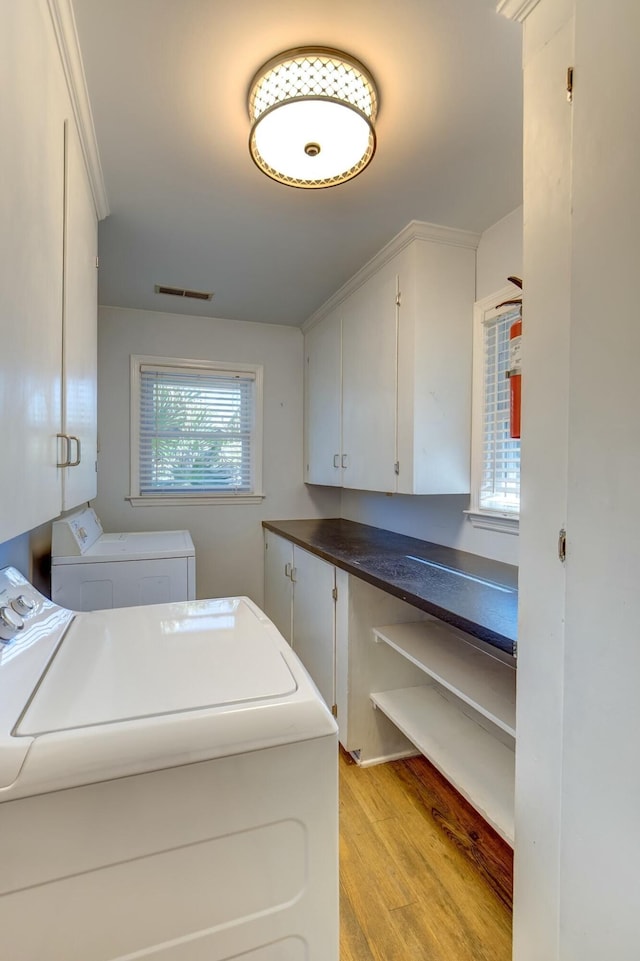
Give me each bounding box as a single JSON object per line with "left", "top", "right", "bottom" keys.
{"left": 477, "top": 206, "right": 523, "bottom": 301}
{"left": 0, "top": 532, "right": 30, "bottom": 576}
{"left": 340, "top": 206, "right": 523, "bottom": 566}
{"left": 94, "top": 306, "right": 340, "bottom": 606}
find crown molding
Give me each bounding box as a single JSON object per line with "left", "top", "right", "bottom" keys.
{"left": 302, "top": 220, "right": 481, "bottom": 332}
{"left": 496, "top": 0, "right": 542, "bottom": 22}
{"left": 47, "top": 0, "right": 109, "bottom": 220}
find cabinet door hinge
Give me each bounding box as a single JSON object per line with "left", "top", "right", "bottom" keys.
{"left": 95, "top": 256, "right": 99, "bottom": 269}
{"left": 331, "top": 586, "right": 338, "bottom": 602}
{"left": 394, "top": 460, "right": 400, "bottom": 475}
{"left": 331, "top": 704, "right": 338, "bottom": 718}
{"left": 566, "top": 66, "right": 574, "bottom": 103}
{"left": 395, "top": 291, "right": 402, "bottom": 307}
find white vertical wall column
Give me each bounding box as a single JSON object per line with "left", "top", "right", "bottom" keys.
{"left": 505, "top": 0, "right": 640, "bottom": 957}
{"left": 513, "top": 1, "right": 574, "bottom": 958}
{"left": 558, "top": 1, "right": 640, "bottom": 957}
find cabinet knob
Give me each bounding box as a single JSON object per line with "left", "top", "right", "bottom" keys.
{"left": 0, "top": 605, "right": 24, "bottom": 642}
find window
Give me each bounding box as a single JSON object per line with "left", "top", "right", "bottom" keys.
{"left": 468, "top": 289, "right": 521, "bottom": 533}
{"left": 129, "top": 356, "right": 263, "bottom": 505}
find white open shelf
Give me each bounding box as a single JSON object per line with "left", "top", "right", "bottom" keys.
{"left": 370, "top": 685, "right": 515, "bottom": 844}
{"left": 373, "top": 621, "right": 516, "bottom": 736}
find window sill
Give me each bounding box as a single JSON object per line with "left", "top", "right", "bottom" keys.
{"left": 127, "top": 493, "right": 265, "bottom": 507}
{"left": 464, "top": 509, "right": 519, "bottom": 535}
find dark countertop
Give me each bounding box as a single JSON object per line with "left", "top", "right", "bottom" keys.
{"left": 262, "top": 518, "right": 518, "bottom": 656}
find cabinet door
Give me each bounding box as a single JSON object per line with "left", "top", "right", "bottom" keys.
{"left": 61, "top": 119, "right": 98, "bottom": 509}
{"left": 0, "top": 3, "right": 66, "bottom": 541}
{"left": 263, "top": 531, "right": 293, "bottom": 643}
{"left": 305, "top": 309, "right": 342, "bottom": 486}
{"left": 341, "top": 262, "right": 398, "bottom": 492}
{"left": 292, "top": 546, "right": 335, "bottom": 710}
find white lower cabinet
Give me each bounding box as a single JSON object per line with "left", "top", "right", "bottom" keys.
{"left": 265, "top": 532, "right": 516, "bottom": 842}
{"left": 263, "top": 530, "right": 294, "bottom": 643}
{"left": 263, "top": 531, "right": 336, "bottom": 711}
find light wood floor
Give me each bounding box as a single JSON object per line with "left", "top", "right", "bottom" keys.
{"left": 339, "top": 750, "right": 513, "bottom": 961}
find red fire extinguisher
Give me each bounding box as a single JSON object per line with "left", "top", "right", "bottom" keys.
{"left": 498, "top": 276, "right": 523, "bottom": 440}
{"left": 508, "top": 313, "right": 522, "bottom": 439}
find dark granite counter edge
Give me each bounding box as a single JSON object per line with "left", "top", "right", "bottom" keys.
{"left": 262, "top": 519, "right": 516, "bottom": 656}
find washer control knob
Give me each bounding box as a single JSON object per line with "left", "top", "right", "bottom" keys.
{"left": 11, "top": 595, "right": 35, "bottom": 617}
{"left": 0, "top": 606, "right": 24, "bottom": 642}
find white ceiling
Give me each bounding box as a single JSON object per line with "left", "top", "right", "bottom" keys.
{"left": 71, "top": 0, "right": 523, "bottom": 327}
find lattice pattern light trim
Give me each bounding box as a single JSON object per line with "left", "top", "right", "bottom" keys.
{"left": 248, "top": 47, "right": 378, "bottom": 189}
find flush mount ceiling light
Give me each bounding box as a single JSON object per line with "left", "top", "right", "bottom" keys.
{"left": 248, "top": 46, "right": 378, "bottom": 189}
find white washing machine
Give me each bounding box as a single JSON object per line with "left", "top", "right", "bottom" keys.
{"left": 0, "top": 566, "right": 338, "bottom": 961}
{"left": 51, "top": 506, "right": 196, "bottom": 610}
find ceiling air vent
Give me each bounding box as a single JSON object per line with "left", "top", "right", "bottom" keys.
{"left": 155, "top": 284, "right": 213, "bottom": 301}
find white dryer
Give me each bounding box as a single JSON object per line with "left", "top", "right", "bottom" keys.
{"left": 51, "top": 506, "right": 195, "bottom": 610}
{"left": 0, "top": 566, "right": 338, "bottom": 961}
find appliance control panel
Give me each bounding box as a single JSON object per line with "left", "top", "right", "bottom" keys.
{"left": 0, "top": 567, "right": 72, "bottom": 647}
{"left": 51, "top": 507, "right": 104, "bottom": 556}
{"left": 0, "top": 568, "right": 74, "bottom": 789}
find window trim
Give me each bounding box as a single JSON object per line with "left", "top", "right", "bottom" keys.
{"left": 467, "top": 286, "right": 521, "bottom": 534}
{"left": 128, "top": 354, "right": 264, "bottom": 506}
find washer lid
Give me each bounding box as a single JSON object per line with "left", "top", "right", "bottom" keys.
{"left": 18, "top": 597, "right": 296, "bottom": 735}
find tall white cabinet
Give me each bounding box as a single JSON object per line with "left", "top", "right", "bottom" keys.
{"left": 0, "top": 1, "right": 104, "bottom": 544}
{"left": 304, "top": 222, "right": 478, "bottom": 495}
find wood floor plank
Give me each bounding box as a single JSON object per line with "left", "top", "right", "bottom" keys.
{"left": 340, "top": 752, "right": 419, "bottom": 824}
{"left": 388, "top": 896, "right": 512, "bottom": 961}
{"left": 372, "top": 807, "right": 512, "bottom": 945}
{"left": 339, "top": 749, "right": 513, "bottom": 961}
{"left": 395, "top": 755, "right": 513, "bottom": 908}
{"left": 340, "top": 813, "right": 418, "bottom": 912}
{"left": 339, "top": 879, "right": 377, "bottom": 961}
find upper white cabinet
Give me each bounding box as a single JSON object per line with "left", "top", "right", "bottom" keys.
{"left": 0, "top": 2, "right": 105, "bottom": 543}
{"left": 0, "top": 2, "right": 68, "bottom": 541}
{"left": 341, "top": 255, "right": 399, "bottom": 493}
{"left": 304, "top": 222, "right": 478, "bottom": 495}
{"left": 304, "top": 307, "right": 342, "bottom": 487}
{"left": 61, "top": 118, "right": 98, "bottom": 510}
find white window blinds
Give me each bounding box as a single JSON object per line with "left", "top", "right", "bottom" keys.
{"left": 138, "top": 365, "right": 256, "bottom": 494}
{"left": 480, "top": 307, "right": 521, "bottom": 513}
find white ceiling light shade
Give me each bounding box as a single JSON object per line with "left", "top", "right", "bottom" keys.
{"left": 248, "top": 47, "right": 378, "bottom": 189}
